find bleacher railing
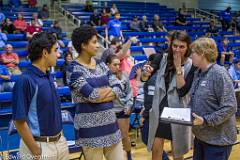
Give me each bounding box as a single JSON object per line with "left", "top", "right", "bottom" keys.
{"left": 193, "top": 8, "right": 219, "bottom": 22}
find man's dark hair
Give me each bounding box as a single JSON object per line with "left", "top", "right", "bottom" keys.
{"left": 71, "top": 25, "right": 97, "bottom": 55}
{"left": 28, "top": 32, "right": 57, "bottom": 62}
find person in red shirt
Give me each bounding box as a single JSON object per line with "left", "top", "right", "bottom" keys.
{"left": 26, "top": 19, "right": 42, "bottom": 40}
{"left": 1, "top": 44, "right": 21, "bottom": 75}
{"left": 13, "top": 13, "right": 27, "bottom": 33}
{"left": 28, "top": 0, "right": 37, "bottom": 8}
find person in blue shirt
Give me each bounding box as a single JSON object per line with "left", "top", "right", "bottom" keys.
{"left": 12, "top": 32, "right": 69, "bottom": 160}
{"left": 228, "top": 58, "right": 240, "bottom": 87}
{"left": 0, "top": 12, "right": 5, "bottom": 25}
{"left": 217, "top": 37, "right": 234, "bottom": 65}
{"left": 220, "top": 7, "right": 232, "bottom": 31}
{"left": 0, "top": 64, "right": 14, "bottom": 92}
{"left": 228, "top": 58, "right": 240, "bottom": 116}
{"left": 0, "top": 28, "right": 7, "bottom": 50}
{"left": 105, "top": 12, "right": 124, "bottom": 43}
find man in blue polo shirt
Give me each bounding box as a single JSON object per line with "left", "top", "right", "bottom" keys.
{"left": 105, "top": 12, "right": 124, "bottom": 43}
{"left": 12, "top": 32, "right": 69, "bottom": 160}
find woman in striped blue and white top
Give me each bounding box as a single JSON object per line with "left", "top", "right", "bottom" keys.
{"left": 67, "top": 26, "right": 125, "bottom": 160}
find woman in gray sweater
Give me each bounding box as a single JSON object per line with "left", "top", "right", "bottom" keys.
{"left": 106, "top": 54, "right": 133, "bottom": 160}
{"left": 190, "top": 37, "right": 237, "bottom": 160}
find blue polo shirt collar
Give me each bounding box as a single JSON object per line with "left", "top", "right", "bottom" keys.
{"left": 29, "top": 65, "right": 50, "bottom": 78}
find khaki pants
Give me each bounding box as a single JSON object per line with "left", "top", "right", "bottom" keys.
{"left": 19, "top": 135, "right": 69, "bottom": 160}
{"left": 83, "top": 141, "right": 125, "bottom": 160}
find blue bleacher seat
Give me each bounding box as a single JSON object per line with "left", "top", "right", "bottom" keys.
{"left": 7, "top": 34, "right": 26, "bottom": 41}
{"left": 7, "top": 41, "right": 28, "bottom": 48}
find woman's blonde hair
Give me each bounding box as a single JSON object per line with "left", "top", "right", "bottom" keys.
{"left": 191, "top": 38, "right": 218, "bottom": 63}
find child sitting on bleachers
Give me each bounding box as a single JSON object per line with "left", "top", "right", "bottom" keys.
{"left": 218, "top": 37, "right": 234, "bottom": 65}
{"left": 1, "top": 44, "right": 21, "bottom": 75}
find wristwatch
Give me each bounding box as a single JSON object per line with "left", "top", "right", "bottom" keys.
{"left": 176, "top": 69, "right": 183, "bottom": 75}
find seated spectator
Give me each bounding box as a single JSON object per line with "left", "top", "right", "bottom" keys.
{"left": 175, "top": 8, "right": 188, "bottom": 26}
{"left": 60, "top": 52, "right": 73, "bottom": 86}
{"left": 26, "top": 19, "right": 42, "bottom": 40}
{"left": 67, "top": 40, "right": 78, "bottom": 59}
{"left": 48, "top": 20, "right": 63, "bottom": 39}
{"left": 0, "top": 28, "right": 7, "bottom": 50}
{"left": 9, "top": 0, "right": 21, "bottom": 7}
{"left": 103, "top": 2, "right": 111, "bottom": 16}
{"left": 111, "top": 3, "right": 119, "bottom": 16}
{"left": 39, "top": 4, "right": 49, "bottom": 19}
{"left": 130, "top": 16, "right": 141, "bottom": 32}
{"left": 229, "top": 58, "right": 240, "bottom": 87}
{"left": 206, "top": 20, "right": 219, "bottom": 37}
{"left": 31, "top": 13, "right": 43, "bottom": 27}
{"left": 52, "top": 33, "right": 65, "bottom": 57}
{"left": 220, "top": 6, "right": 232, "bottom": 31}
{"left": 152, "top": 14, "right": 167, "bottom": 32}
{"left": 13, "top": 13, "right": 27, "bottom": 33}
{"left": 28, "top": 0, "right": 37, "bottom": 8}
{"left": 1, "top": 18, "right": 15, "bottom": 34}
{"left": 0, "top": 12, "right": 5, "bottom": 25}
{"left": 140, "top": 15, "right": 151, "bottom": 32}
{"left": 0, "top": 64, "right": 14, "bottom": 92}
{"left": 101, "top": 8, "right": 110, "bottom": 25}
{"left": 84, "top": 0, "right": 93, "bottom": 12}
{"left": 1, "top": 44, "right": 21, "bottom": 75}
{"left": 218, "top": 37, "right": 234, "bottom": 65}
{"left": 235, "top": 11, "right": 240, "bottom": 34}
{"left": 90, "top": 9, "right": 100, "bottom": 26}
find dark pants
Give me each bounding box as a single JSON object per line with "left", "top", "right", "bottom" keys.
{"left": 193, "top": 138, "right": 232, "bottom": 160}
{"left": 221, "top": 20, "right": 231, "bottom": 31}
{"left": 141, "top": 118, "right": 169, "bottom": 160}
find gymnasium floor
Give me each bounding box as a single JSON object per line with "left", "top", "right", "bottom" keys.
{"left": 69, "top": 118, "right": 240, "bottom": 160}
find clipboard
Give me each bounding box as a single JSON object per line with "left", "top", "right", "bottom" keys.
{"left": 129, "top": 61, "right": 146, "bottom": 80}
{"left": 143, "top": 47, "right": 156, "bottom": 58}
{"left": 160, "top": 107, "right": 193, "bottom": 126}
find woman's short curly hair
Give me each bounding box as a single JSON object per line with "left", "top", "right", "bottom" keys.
{"left": 71, "top": 25, "right": 97, "bottom": 55}
{"left": 191, "top": 37, "right": 218, "bottom": 63}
